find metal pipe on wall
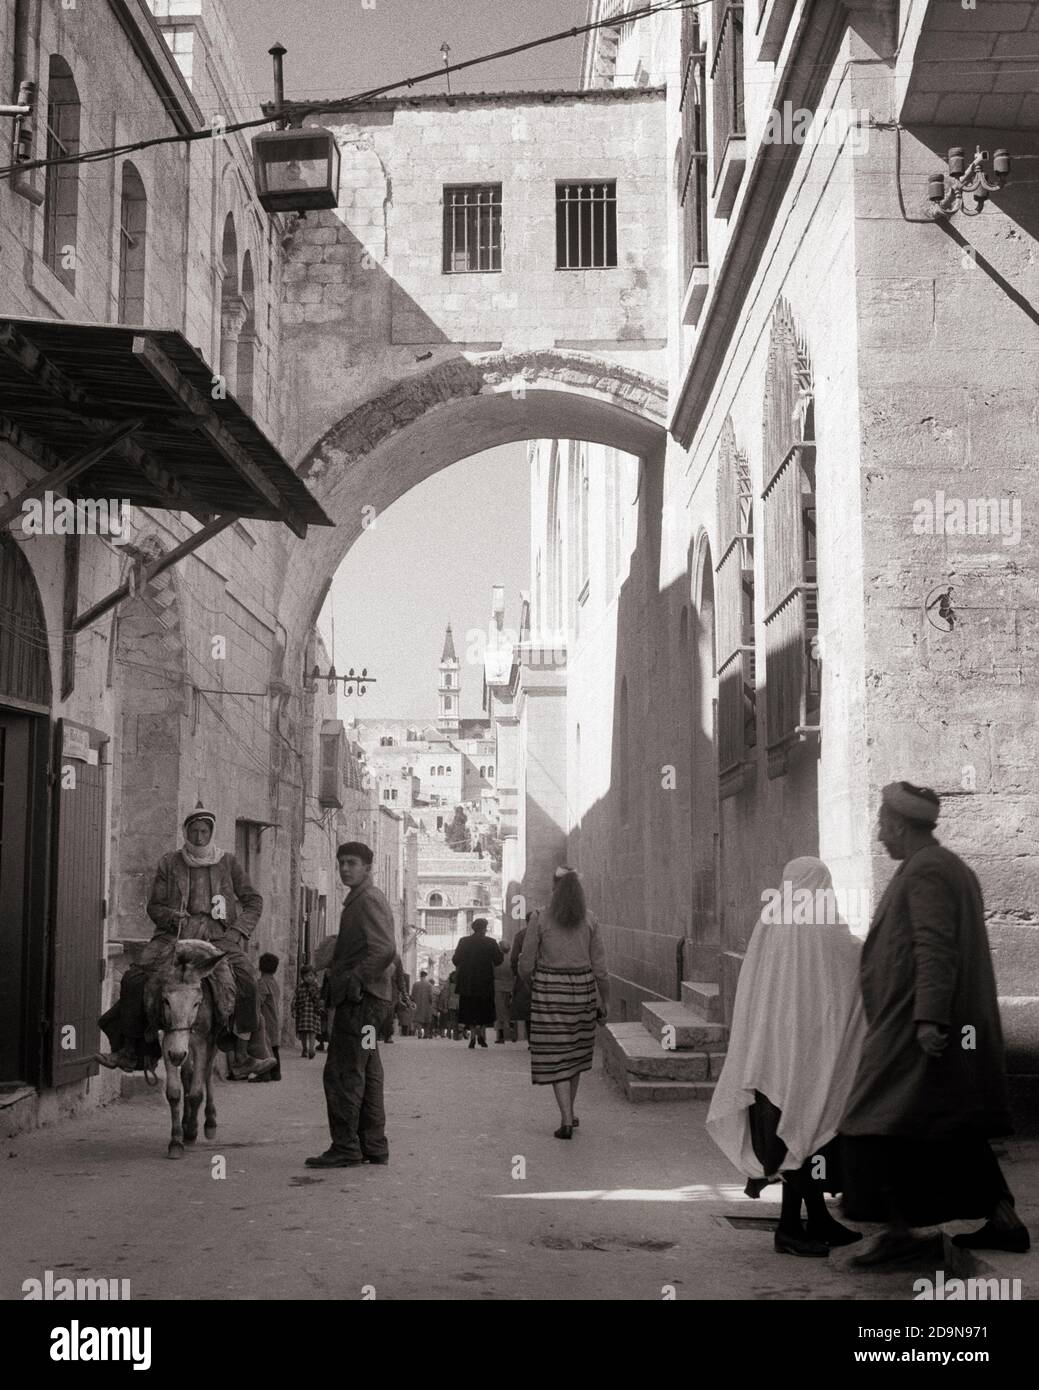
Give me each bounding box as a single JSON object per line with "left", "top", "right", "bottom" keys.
{"left": 11, "top": 0, "right": 44, "bottom": 205}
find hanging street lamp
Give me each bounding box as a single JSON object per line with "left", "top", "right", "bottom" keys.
{"left": 252, "top": 44, "right": 341, "bottom": 215}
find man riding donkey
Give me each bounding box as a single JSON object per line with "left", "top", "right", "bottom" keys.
{"left": 95, "top": 804, "right": 276, "bottom": 1080}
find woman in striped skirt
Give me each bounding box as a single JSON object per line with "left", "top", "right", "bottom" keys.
{"left": 518, "top": 867, "right": 609, "bottom": 1139}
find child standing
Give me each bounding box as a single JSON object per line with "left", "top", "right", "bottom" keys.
{"left": 291, "top": 964, "right": 322, "bottom": 1059}
{"left": 252, "top": 953, "right": 282, "bottom": 1082}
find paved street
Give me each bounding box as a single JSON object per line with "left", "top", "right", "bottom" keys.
{"left": 3, "top": 1040, "right": 1037, "bottom": 1302}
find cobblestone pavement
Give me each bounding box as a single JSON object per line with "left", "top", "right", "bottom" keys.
{"left": 3, "top": 1039, "right": 1037, "bottom": 1301}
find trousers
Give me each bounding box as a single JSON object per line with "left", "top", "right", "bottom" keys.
{"left": 323, "top": 994, "right": 394, "bottom": 1160}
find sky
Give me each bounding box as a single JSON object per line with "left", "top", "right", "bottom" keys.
{"left": 219, "top": 0, "right": 585, "bottom": 720}
{"left": 221, "top": 0, "right": 589, "bottom": 113}
{"left": 317, "top": 446, "right": 531, "bottom": 721}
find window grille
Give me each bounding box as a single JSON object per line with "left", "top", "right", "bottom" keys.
{"left": 443, "top": 185, "right": 502, "bottom": 273}
{"left": 556, "top": 182, "right": 617, "bottom": 270}
{"left": 760, "top": 302, "right": 818, "bottom": 769}
{"left": 43, "top": 56, "right": 81, "bottom": 292}
{"left": 715, "top": 420, "right": 756, "bottom": 779}
{"left": 679, "top": 14, "right": 708, "bottom": 272}
{"left": 710, "top": 3, "right": 745, "bottom": 177}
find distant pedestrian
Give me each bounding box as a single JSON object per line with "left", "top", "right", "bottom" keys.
{"left": 518, "top": 867, "right": 608, "bottom": 1139}
{"left": 411, "top": 970, "right": 435, "bottom": 1038}
{"left": 452, "top": 919, "right": 503, "bottom": 1049}
{"left": 443, "top": 971, "right": 460, "bottom": 1040}
{"left": 840, "top": 783, "right": 1030, "bottom": 1264}
{"left": 252, "top": 953, "right": 282, "bottom": 1083}
{"left": 383, "top": 953, "right": 408, "bottom": 1043}
{"left": 510, "top": 911, "right": 536, "bottom": 1044}
{"left": 292, "top": 965, "right": 322, "bottom": 1058}
{"left": 493, "top": 956, "right": 514, "bottom": 1043}
{"left": 707, "top": 858, "right": 867, "bottom": 1256}
{"left": 306, "top": 841, "right": 396, "bottom": 1168}
{"left": 316, "top": 970, "right": 331, "bottom": 1052}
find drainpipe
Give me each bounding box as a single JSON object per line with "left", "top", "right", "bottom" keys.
{"left": 11, "top": 0, "right": 44, "bottom": 205}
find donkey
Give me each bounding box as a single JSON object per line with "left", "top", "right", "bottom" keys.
{"left": 148, "top": 940, "right": 228, "bottom": 1160}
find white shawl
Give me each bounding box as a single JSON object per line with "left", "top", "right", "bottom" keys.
{"left": 706, "top": 857, "right": 867, "bottom": 1176}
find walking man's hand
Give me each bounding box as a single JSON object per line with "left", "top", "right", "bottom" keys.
{"left": 916, "top": 1021, "right": 949, "bottom": 1057}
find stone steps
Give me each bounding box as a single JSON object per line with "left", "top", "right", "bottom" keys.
{"left": 601, "top": 991, "right": 729, "bottom": 1102}
{"left": 681, "top": 980, "right": 724, "bottom": 1023}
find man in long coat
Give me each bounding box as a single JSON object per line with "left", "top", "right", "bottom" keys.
{"left": 96, "top": 805, "right": 274, "bottom": 1079}
{"left": 841, "top": 782, "right": 1030, "bottom": 1263}
{"left": 452, "top": 918, "right": 503, "bottom": 1048}
{"left": 306, "top": 841, "right": 396, "bottom": 1168}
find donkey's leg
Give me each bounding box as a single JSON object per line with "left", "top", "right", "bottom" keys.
{"left": 204, "top": 1044, "right": 218, "bottom": 1140}
{"left": 165, "top": 1045, "right": 185, "bottom": 1159}
{"left": 182, "top": 1046, "right": 203, "bottom": 1144}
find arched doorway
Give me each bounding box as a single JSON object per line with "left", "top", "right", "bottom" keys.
{"left": 0, "top": 536, "right": 52, "bottom": 1087}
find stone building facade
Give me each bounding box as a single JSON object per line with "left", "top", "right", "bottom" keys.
{"left": 519, "top": 0, "right": 1039, "bottom": 1112}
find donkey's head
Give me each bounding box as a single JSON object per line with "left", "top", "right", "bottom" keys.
{"left": 158, "top": 940, "right": 226, "bottom": 1067}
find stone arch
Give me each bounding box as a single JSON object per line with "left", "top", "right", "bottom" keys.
{"left": 108, "top": 533, "right": 188, "bottom": 941}
{"left": 279, "top": 350, "right": 667, "bottom": 648}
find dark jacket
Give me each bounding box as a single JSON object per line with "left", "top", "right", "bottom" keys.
{"left": 841, "top": 843, "right": 1011, "bottom": 1140}
{"left": 147, "top": 850, "right": 262, "bottom": 937}
{"left": 452, "top": 933, "right": 503, "bottom": 998}
{"left": 328, "top": 878, "right": 396, "bottom": 1007}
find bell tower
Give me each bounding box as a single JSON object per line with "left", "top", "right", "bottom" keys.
{"left": 437, "top": 622, "right": 460, "bottom": 734}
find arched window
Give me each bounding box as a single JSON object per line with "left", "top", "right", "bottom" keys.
{"left": 428, "top": 892, "right": 444, "bottom": 908}
{"left": 715, "top": 417, "right": 756, "bottom": 783}
{"left": 488, "top": 764, "right": 494, "bottom": 778}
{"left": 219, "top": 214, "right": 242, "bottom": 395}
{"left": 117, "top": 163, "right": 147, "bottom": 325}
{"left": 238, "top": 250, "right": 256, "bottom": 412}
{"left": 43, "top": 56, "right": 81, "bottom": 291}
{"left": 761, "top": 300, "right": 819, "bottom": 776}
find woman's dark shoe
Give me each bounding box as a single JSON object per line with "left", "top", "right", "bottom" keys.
{"left": 468, "top": 1037, "right": 476, "bottom": 1049}
{"left": 477, "top": 1037, "right": 488, "bottom": 1048}
{"left": 952, "top": 1221, "right": 1030, "bottom": 1253}
{"left": 807, "top": 1220, "right": 864, "bottom": 1248}
{"left": 553, "top": 1125, "right": 573, "bottom": 1140}
{"left": 775, "top": 1228, "right": 830, "bottom": 1257}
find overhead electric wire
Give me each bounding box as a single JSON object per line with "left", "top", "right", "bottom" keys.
{"left": 0, "top": 0, "right": 704, "bottom": 181}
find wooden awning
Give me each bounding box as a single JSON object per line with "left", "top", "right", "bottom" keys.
{"left": 0, "top": 316, "right": 332, "bottom": 537}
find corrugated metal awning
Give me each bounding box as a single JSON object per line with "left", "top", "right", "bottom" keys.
{"left": 0, "top": 316, "right": 332, "bottom": 537}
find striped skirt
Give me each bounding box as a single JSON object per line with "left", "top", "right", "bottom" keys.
{"left": 529, "top": 966, "right": 598, "bottom": 1086}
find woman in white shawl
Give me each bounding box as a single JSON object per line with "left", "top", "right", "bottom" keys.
{"left": 707, "top": 856, "right": 867, "bottom": 1257}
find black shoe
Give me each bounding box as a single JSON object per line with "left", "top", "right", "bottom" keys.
{"left": 363, "top": 1155, "right": 390, "bottom": 1165}
{"left": 806, "top": 1221, "right": 864, "bottom": 1248}
{"left": 553, "top": 1124, "right": 573, "bottom": 1140}
{"left": 478, "top": 1037, "right": 488, "bottom": 1048}
{"left": 304, "top": 1150, "right": 363, "bottom": 1168}
{"left": 775, "top": 1228, "right": 830, "bottom": 1257}
{"left": 468, "top": 1038, "right": 476, "bottom": 1049}
{"left": 952, "top": 1221, "right": 1030, "bottom": 1253}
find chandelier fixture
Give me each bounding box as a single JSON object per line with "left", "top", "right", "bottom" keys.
{"left": 928, "top": 146, "right": 1010, "bottom": 217}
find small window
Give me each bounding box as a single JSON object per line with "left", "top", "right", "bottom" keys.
{"left": 43, "top": 56, "right": 81, "bottom": 292}
{"left": 556, "top": 182, "right": 617, "bottom": 270}
{"left": 443, "top": 184, "right": 502, "bottom": 273}
{"left": 117, "top": 163, "right": 147, "bottom": 325}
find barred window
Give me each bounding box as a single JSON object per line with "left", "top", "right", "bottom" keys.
{"left": 679, "top": 11, "right": 708, "bottom": 272}
{"left": 117, "top": 163, "right": 147, "bottom": 325}
{"left": 760, "top": 301, "right": 818, "bottom": 775}
{"left": 556, "top": 182, "right": 617, "bottom": 270}
{"left": 710, "top": 2, "right": 746, "bottom": 175}
{"left": 443, "top": 185, "right": 502, "bottom": 273}
{"left": 715, "top": 420, "right": 756, "bottom": 782}
{"left": 43, "top": 56, "right": 81, "bottom": 292}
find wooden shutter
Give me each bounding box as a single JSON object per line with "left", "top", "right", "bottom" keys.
{"left": 49, "top": 719, "right": 107, "bottom": 1086}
